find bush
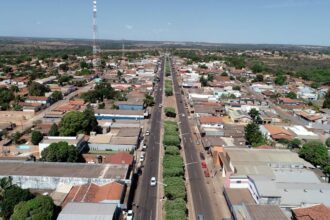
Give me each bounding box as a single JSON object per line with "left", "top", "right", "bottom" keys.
{"left": 164, "top": 121, "right": 178, "bottom": 136}
{"left": 163, "top": 135, "right": 180, "bottom": 147}
{"left": 165, "top": 146, "right": 180, "bottom": 155}
{"left": 163, "top": 155, "right": 184, "bottom": 177}
{"left": 164, "top": 177, "right": 186, "bottom": 200}
{"left": 165, "top": 80, "right": 173, "bottom": 96}
{"left": 165, "top": 199, "right": 186, "bottom": 220}
{"left": 165, "top": 107, "right": 176, "bottom": 118}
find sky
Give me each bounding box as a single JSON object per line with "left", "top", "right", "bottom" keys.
{"left": 0, "top": 0, "right": 330, "bottom": 46}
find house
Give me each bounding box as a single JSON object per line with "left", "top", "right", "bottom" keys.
{"left": 292, "top": 204, "right": 330, "bottom": 220}
{"left": 198, "top": 116, "right": 224, "bottom": 128}
{"left": 297, "top": 86, "right": 318, "bottom": 101}
{"left": 88, "top": 128, "right": 141, "bottom": 151}
{"left": 58, "top": 202, "right": 121, "bottom": 220}
{"left": 62, "top": 182, "right": 125, "bottom": 207}
{"left": 227, "top": 108, "right": 251, "bottom": 124}
{"left": 285, "top": 125, "right": 319, "bottom": 140}
{"left": 277, "top": 97, "right": 304, "bottom": 106}
{"left": 115, "top": 100, "right": 144, "bottom": 111}
{"left": 260, "top": 124, "right": 295, "bottom": 141}
{"left": 94, "top": 109, "right": 145, "bottom": 120}
{"left": 25, "top": 96, "right": 50, "bottom": 105}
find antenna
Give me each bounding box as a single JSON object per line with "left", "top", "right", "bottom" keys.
{"left": 92, "top": 0, "right": 98, "bottom": 55}
{"left": 122, "top": 39, "right": 125, "bottom": 60}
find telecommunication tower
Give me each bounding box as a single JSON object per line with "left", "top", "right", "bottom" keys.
{"left": 92, "top": 0, "right": 98, "bottom": 55}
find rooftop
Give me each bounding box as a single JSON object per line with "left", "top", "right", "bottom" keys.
{"left": 58, "top": 202, "right": 118, "bottom": 220}
{"left": 0, "top": 161, "right": 128, "bottom": 180}
{"left": 292, "top": 204, "right": 330, "bottom": 220}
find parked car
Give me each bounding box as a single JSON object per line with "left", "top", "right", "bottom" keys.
{"left": 150, "top": 177, "right": 157, "bottom": 186}
{"left": 139, "top": 154, "right": 145, "bottom": 162}
{"left": 142, "top": 145, "right": 147, "bottom": 151}
{"left": 126, "top": 210, "right": 133, "bottom": 220}
{"left": 145, "top": 130, "right": 150, "bottom": 136}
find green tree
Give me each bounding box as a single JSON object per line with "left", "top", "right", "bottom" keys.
{"left": 50, "top": 91, "right": 63, "bottom": 103}
{"left": 31, "top": 130, "right": 43, "bottom": 145}
{"left": 288, "top": 138, "right": 301, "bottom": 149}
{"left": 59, "top": 109, "right": 99, "bottom": 136}
{"left": 59, "top": 63, "right": 69, "bottom": 71}
{"left": 59, "top": 111, "right": 86, "bottom": 136}
{"left": 48, "top": 123, "right": 59, "bottom": 136}
{"left": 0, "top": 88, "right": 14, "bottom": 110}
{"left": 323, "top": 89, "right": 330, "bottom": 109}
{"left": 326, "top": 137, "right": 330, "bottom": 148}
{"left": 144, "top": 94, "right": 155, "bottom": 107}
{"left": 41, "top": 141, "right": 79, "bottom": 162}
{"left": 11, "top": 132, "right": 21, "bottom": 144}
{"left": 233, "top": 85, "right": 241, "bottom": 91}
{"left": 28, "top": 82, "right": 49, "bottom": 96}
{"left": 0, "top": 185, "right": 34, "bottom": 220}
{"left": 254, "top": 74, "right": 264, "bottom": 82}
{"left": 11, "top": 195, "right": 55, "bottom": 220}
{"left": 0, "top": 177, "right": 13, "bottom": 201}
{"left": 199, "top": 76, "right": 208, "bottom": 87}
{"left": 251, "top": 61, "right": 265, "bottom": 73}
{"left": 299, "top": 141, "right": 328, "bottom": 166}
{"left": 80, "top": 61, "right": 88, "bottom": 69}
{"left": 248, "top": 108, "right": 261, "bottom": 124}
{"left": 244, "top": 122, "right": 266, "bottom": 147}
{"left": 165, "top": 107, "right": 176, "bottom": 118}
{"left": 286, "top": 91, "right": 297, "bottom": 99}
{"left": 310, "top": 82, "right": 320, "bottom": 89}
{"left": 275, "top": 74, "right": 287, "bottom": 85}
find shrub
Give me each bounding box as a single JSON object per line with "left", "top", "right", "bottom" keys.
{"left": 165, "top": 146, "right": 180, "bottom": 155}
{"left": 165, "top": 107, "right": 176, "bottom": 118}
{"left": 164, "top": 177, "right": 186, "bottom": 200}
{"left": 165, "top": 199, "right": 186, "bottom": 220}
{"left": 163, "top": 135, "right": 180, "bottom": 147}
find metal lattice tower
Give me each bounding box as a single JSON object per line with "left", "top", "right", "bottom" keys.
{"left": 92, "top": 0, "right": 98, "bottom": 55}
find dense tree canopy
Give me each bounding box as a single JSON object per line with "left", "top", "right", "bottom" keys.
{"left": 245, "top": 122, "right": 267, "bottom": 147}
{"left": 248, "top": 108, "right": 261, "bottom": 124}
{"left": 28, "top": 82, "right": 50, "bottom": 96}
{"left": 41, "top": 141, "right": 79, "bottom": 162}
{"left": 0, "top": 185, "right": 34, "bottom": 220}
{"left": 0, "top": 88, "right": 14, "bottom": 110}
{"left": 323, "top": 89, "right": 330, "bottom": 109}
{"left": 275, "top": 74, "right": 287, "bottom": 85}
{"left": 48, "top": 123, "right": 59, "bottom": 136}
{"left": 299, "top": 141, "right": 328, "bottom": 166}
{"left": 11, "top": 195, "right": 55, "bottom": 220}
{"left": 58, "top": 108, "right": 99, "bottom": 136}
{"left": 50, "top": 91, "right": 63, "bottom": 103}
{"left": 144, "top": 94, "right": 155, "bottom": 107}
{"left": 286, "top": 91, "right": 297, "bottom": 99}
{"left": 251, "top": 61, "right": 265, "bottom": 73}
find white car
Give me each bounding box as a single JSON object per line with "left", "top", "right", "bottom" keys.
{"left": 150, "top": 177, "right": 157, "bottom": 186}
{"left": 139, "top": 155, "right": 145, "bottom": 162}
{"left": 159, "top": 104, "right": 162, "bottom": 108}
{"left": 145, "top": 130, "right": 150, "bottom": 136}
{"left": 126, "top": 210, "right": 133, "bottom": 220}
{"left": 142, "top": 145, "right": 147, "bottom": 151}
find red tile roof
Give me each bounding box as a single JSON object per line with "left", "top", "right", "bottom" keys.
{"left": 292, "top": 204, "right": 330, "bottom": 220}
{"left": 62, "top": 182, "right": 124, "bottom": 207}
{"left": 199, "top": 116, "right": 224, "bottom": 124}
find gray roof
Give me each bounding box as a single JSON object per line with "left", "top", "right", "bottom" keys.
{"left": 245, "top": 204, "right": 289, "bottom": 220}
{"left": 58, "top": 202, "right": 118, "bottom": 220}
{"left": 117, "top": 127, "right": 141, "bottom": 137}
{"left": 249, "top": 175, "right": 281, "bottom": 198}
{"left": 276, "top": 182, "right": 330, "bottom": 207}
{"left": 0, "top": 161, "right": 128, "bottom": 180}
{"left": 273, "top": 168, "right": 320, "bottom": 184}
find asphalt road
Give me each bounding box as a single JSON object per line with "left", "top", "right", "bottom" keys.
{"left": 135, "top": 58, "right": 164, "bottom": 220}
{"left": 171, "top": 58, "right": 215, "bottom": 220}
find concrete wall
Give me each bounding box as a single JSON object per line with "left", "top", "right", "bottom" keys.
{"left": 0, "top": 175, "right": 121, "bottom": 190}
{"left": 89, "top": 144, "right": 135, "bottom": 151}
